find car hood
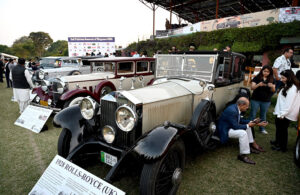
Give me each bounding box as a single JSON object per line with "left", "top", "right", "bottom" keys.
{"left": 43, "top": 67, "right": 79, "bottom": 72}
{"left": 121, "top": 79, "right": 206, "bottom": 105}
{"left": 61, "top": 72, "right": 115, "bottom": 83}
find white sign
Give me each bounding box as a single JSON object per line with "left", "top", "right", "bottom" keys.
{"left": 29, "top": 155, "right": 125, "bottom": 195}
{"left": 14, "top": 105, "right": 53, "bottom": 133}
{"left": 279, "top": 7, "right": 300, "bottom": 23}
{"left": 68, "top": 37, "right": 116, "bottom": 57}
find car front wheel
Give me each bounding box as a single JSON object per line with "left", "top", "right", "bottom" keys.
{"left": 57, "top": 128, "right": 72, "bottom": 158}
{"left": 139, "top": 139, "right": 185, "bottom": 195}
{"left": 63, "top": 96, "right": 86, "bottom": 108}
{"left": 295, "top": 136, "right": 300, "bottom": 167}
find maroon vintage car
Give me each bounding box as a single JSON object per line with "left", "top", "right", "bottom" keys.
{"left": 31, "top": 57, "right": 155, "bottom": 112}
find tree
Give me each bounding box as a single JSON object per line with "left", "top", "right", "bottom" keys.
{"left": 45, "top": 40, "right": 68, "bottom": 56}
{"left": 0, "top": 44, "right": 12, "bottom": 54}
{"left": 11, "top": 37, "right": 35, "bottom": 59}
{"left": 29, "top": 32, "right": 53, "bottom": 57}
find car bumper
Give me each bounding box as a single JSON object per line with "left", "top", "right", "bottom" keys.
{"left": 30, "top": 102, "right": 62, "bottom": 113}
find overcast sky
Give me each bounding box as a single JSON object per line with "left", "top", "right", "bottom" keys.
{"left": 0, "top": 0, "right": 186, "bottom": 48}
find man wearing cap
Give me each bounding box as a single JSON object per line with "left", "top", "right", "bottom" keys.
{"left": 11, "top": 58, "right": 34, "bottom": 113}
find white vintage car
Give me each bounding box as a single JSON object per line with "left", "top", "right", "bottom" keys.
{"left": 31, "top": 57, "right": 155, "bottom": 112}
{"left": 54, "top": 51, "right": 248, "bottom": 194}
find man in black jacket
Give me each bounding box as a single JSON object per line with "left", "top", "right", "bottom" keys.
{"left": 11, "top": 58, "right": 34, "bottom": 113}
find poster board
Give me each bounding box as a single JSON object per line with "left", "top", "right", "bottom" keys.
{"left": 68, "top": 37, "right": 115, "bottom": 57}
{"left": 14, "top": 105, "right": 53, "bottom": 133}
{"left": 29, "top": 155, "right": 125, "bottom": 195}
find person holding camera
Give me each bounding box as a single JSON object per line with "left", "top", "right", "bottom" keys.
{"left": 249, "top": 65, "right": 275, "bottom": 134}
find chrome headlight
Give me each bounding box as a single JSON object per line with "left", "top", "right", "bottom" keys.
{"left": 115, "top": 105, "right": 137, "bottom": 132}
{"left": 35, "top": 96, "right": 40, "bottom": 103}
{"left": 41, "top": 80, "right": 50, "bottom": 92}
{"left": 47, "top": 99, "right": 52, "bottom": 105}
{"left": 102, "top": 125, "right": 115, "bottom": 144}
{"left": 38, "top": 70, "right": 45, "bottom": 80}
{"left": 199, "top": 80, "right": 206, "bottom": 88}
{"left": 56, "top": 81, "right": 65, "bottom": 94}
{"left": 79, "top": 97, "right": 98, "bottom": 120}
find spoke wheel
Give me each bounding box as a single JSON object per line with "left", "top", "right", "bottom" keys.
{"left": 140, "top": 139, "right": 185, "bottom": 195}
{"left": 57, "top": 128, "right": 71, "bottom": 158}
{"left": 295, "top": 136, "right": 300, "bottom": 167}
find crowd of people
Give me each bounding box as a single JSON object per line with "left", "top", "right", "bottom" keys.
{"left": 217, "top": 48, "right": 300, "bottom": 165}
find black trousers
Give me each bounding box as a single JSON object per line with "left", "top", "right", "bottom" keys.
{"left": 275, "top": 117, "right": 291, "bottom": 150}
{"left": 0, "top": 68, "right": 3, "bottom": 82}
{"left": 5, "top": 71, "right": 11, "bottom": 87}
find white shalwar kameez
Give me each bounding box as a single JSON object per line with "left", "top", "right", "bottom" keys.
{"left": 13, "top": 69, "right": 34, "bottom": 113}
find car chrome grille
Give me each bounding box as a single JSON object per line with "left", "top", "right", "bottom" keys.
{"left": 100, "top": 99, "right": 135, "bottom": 149}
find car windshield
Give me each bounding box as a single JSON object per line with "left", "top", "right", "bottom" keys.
{"left": 40, "top": 59, "right": 57, "bottom": 68}
{"left": 156, "top": 54, "right": 216, "bottom": 82}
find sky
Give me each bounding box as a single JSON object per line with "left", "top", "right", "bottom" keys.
{"left": 0, "top": 0, "right": 186, "bottom": 48}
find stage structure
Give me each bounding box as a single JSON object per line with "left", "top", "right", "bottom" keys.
{"left": 139, "top": 0, "right": 299, "bottom": 36}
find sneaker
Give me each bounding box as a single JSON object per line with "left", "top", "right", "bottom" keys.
{"left": 260, "top": 130, "right": 268, "bottom": 134}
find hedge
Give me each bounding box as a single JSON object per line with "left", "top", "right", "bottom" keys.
{"left": 126, "top": 20, "right": 300, "bottom": 56}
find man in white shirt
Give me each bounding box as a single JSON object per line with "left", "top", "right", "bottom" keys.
{"left": 11, "top": 58, "right": 34, "bottom": 113}
{"left": 273, "top": 48, "right": 293, "bottom": 90}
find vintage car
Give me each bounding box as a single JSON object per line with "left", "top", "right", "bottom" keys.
{"left": 54, "top": 51, "right": 248, "bottom": 194}
{"left": 37, "top": 56, "right": 104, "bottom": 78}
{"left": 295, "top": 115, "right": 300, "bottom": 167}
{"left": 31, "top": 57, "right": 155, "bottom": 112}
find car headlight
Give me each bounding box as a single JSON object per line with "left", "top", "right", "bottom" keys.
{"left": 102, "top": 125, "right": 115, "bottom": 144}
{"left": 56, "top": 81, "right": 65, "bottom": 94}
{"left": 115, "top": 105, "right": 137, "bottom": 132}
{"left": 35, "top": 96, "right": 40, "bottom": 103}
{"left": 79, "top": 97, "right": 98, "bottom": 120}
{"left": 41, "top": 80, "right": 50, "bottom": 92}
{"left": 47, "top": 99, "right": 52, "bottom": 105}
{"left": 38, "top": 70, "right": 45, "bottom": 80}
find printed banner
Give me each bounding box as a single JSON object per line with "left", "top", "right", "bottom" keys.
{"left": 29, "top": 155, "right": 125, "bottom": 195}
{"left": 200, "top": 9, "right": 279, "bottom": 31}
{"left": 14, "top": 105, "right": 52, "bottom": 133}
{"left": 68, "top": 37, "right": 116, "bottom": 57}
{"left": 279, "top": 7, "right": 300, "bottom": 23}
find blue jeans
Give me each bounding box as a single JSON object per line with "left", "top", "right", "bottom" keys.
{"left": 250, "top": 100, "right": 271, "bottom": 131}
{"left": 275, "top": 80, "right": 283, "bottom": 92}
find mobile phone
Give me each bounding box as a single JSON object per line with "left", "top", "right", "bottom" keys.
{"left": 252, "top": 118, "right": 260, "bottom": 124}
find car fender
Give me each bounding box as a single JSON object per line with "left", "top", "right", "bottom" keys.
{"left": 60, "top": 88, "right": 98, "bottom": 102}
{"left": 134, "top": 126, "right": 179, "bottom": 161}
{"left": 147, "top": 78, "right": 155, "bottom": 85}
{"left": 189, "top": 99, "right": 216, "bottom": 129}
{"left": 53, "top": 105, "right": 83, "bottom": 153}
{"left": 94, "top": 80, "right": 116, "bottom": 98}
{"left": 32, "top": 86, "right": 52, "bottom": 101}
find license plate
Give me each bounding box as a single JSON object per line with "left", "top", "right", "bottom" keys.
{"left": 101, "top": 151, "right": 117, "bottom": 166}
{"left": 40, "top": 100, "right": 48, "bottom": 106}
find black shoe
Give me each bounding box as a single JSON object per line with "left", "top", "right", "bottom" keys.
{"left": 237, "top": 154, "right": 256, "bottom": 165}
{"left": 271, "top": 145, "right": 281, "bottom": 151}
{"left": 250, "top": 147, "right": 260, "bottom": 154}
{"left": 270, "top": 140, "right": 279, "bottom": 147}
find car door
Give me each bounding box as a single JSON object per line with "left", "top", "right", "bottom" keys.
{"left": 213, "top": 55, "right": 233, "bottom": 114}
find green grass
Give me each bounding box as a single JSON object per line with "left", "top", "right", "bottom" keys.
{"left": 0, "top": 80, "right": 299, "bottom": 194}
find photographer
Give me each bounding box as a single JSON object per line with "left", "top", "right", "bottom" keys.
{"left": 249, "top": 65, "right": 275, "bottom": 134}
